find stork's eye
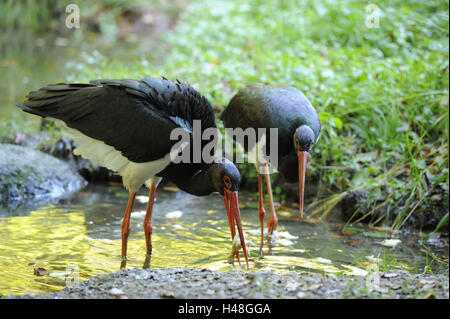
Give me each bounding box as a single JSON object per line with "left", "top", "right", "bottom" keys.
{"left": 223, "top": 175, "right": 232, "bottom": 188}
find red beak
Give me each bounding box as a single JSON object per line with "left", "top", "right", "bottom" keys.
{"left": 223, "top": 189, "right": 249, "bottom": 268}
{"left": 297, "top": 151, "right": 309, "bottom": 218}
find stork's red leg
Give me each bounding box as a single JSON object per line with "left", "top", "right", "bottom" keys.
{"left": 121, "top": 192, "right": 136, "bottom": 269}
{"left": 263, "top": 163, "right": 278, "bottom": 234}
{"left": 143, "top": 182, "right": 158, "bottom": 269}
{"left": 257, "top": 172, "right": 266, "bottom": 251}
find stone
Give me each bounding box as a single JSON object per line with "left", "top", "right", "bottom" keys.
{"left": 0, "top": 143, "right": 86, "bottom": 206}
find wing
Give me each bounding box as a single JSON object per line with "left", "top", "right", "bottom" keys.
{"left": 16, "top": 77, "right": 216, "bottom": 163}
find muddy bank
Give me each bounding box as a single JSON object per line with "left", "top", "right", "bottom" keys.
{"left": 8, "top": 267, "right": 449, "bottom": 299}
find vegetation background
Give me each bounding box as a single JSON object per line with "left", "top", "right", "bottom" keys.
{"left": 0, "top": 0, "right": 448, "bottom": 234}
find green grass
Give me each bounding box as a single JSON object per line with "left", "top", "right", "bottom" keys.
{"left": 1, "top": 0, "right": 449, "bottom": 231}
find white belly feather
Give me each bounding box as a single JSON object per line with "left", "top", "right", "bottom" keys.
{"left": 67, "top": 127, "right": 172, "bottom": 193}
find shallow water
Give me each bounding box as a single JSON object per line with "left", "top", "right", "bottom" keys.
{"left": 0, "top": 185, "right": 447, "bottom": 296}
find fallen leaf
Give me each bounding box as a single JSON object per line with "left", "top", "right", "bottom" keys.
{"left": 348, "top": 240, "right": 361, "bottom": 246}
{"left": 360, "top": 261, "right": 375, "bottom": 267}
{"left": 277, "top": 210, "right": 292, "bottom": 217}
{"left": 331, "top": 234, "right": 345, "bottom": 239}
{"left": 379, "top": 239, "right": 401, "bottom": 248}
{"left": 34, "top": 268, "right": 49, "bottom": 276}
{"left": 165, "top": 210, "right": 183, "bottom": 218}
{"left": 343, "top": 227, "right": 364, "bottom": 233}
{"left": 341, "top": 230, "right": 355, "bottom": 235}
{"left": 373, "top": 226, "right": 397, "bottom": 233}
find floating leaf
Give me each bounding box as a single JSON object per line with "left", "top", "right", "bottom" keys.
{"left": 33, "top": 268, "right": 49, "bottom": 276}
{"left": 277, "top": 210, "right": 292, "bottom": 217}
{"left": 380, "top": 239, "right": 401, "bottom": 248}
{"left": 165, "top": 210, "right": 183, "bottom": 219}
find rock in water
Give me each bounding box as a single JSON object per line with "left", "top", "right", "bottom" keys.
{"left": 0, "top": 143, "right": 86, "bottom": 205}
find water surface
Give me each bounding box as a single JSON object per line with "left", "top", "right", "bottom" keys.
{"left": 0, "top": 185, "right": 447, "bottom": 296}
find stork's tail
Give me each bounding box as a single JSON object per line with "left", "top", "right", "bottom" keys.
{"left": 15, "top": 102, "right": 46, "bottom": 117}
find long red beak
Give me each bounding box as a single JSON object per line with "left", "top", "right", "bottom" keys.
{"left": 223, "top": 189, "right": 249, "bottom": 268}
{"left": 297, "top": 151, "right": 309, "bottom": 218}
{"left": 222, "top": 193, "right": 241, "bottom": 266}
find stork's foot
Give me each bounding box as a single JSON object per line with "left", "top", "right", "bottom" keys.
{"left": 143, "top": 253, "right": 151, "bottom": 269}
{"left": 267, "top": 214, "right": 278, "bottom": 234}
{"left": 120, "top": 256, "right": 127, "bottom": 270}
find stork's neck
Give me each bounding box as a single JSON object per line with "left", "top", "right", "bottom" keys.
{"left": 174, "top": 166, "right": 215, "bottom": 196}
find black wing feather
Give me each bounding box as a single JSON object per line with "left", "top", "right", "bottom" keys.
{"left": 16, "top": 77, "right": 216, "bottom": 163}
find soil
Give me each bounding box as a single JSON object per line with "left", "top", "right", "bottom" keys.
{"left": 8, "top": 267, "right": 449, "bottom": 299}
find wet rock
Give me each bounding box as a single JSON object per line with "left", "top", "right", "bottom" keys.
{"left": 0, "top": 143, "right": 86, "bottom": 206}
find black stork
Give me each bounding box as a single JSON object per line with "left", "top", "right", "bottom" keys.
{"left": 221, "top": 84, "right": 320, "bottom": 248}
{"left": 16, "top": 77, "right": 249, "bottom": 269}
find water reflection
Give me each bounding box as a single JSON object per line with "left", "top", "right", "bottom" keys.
{"left": 0, "top": 185, "right": 447, "bottom": 296}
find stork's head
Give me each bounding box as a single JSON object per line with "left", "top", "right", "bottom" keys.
{"left": 293, "top": 124, "right": 317, "bottom": 218}
{"left": 209, "top": 158, "right": 248, "bottom": 268}
{"left": 210, "top": 158, "right": 241, "bottom": 195}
